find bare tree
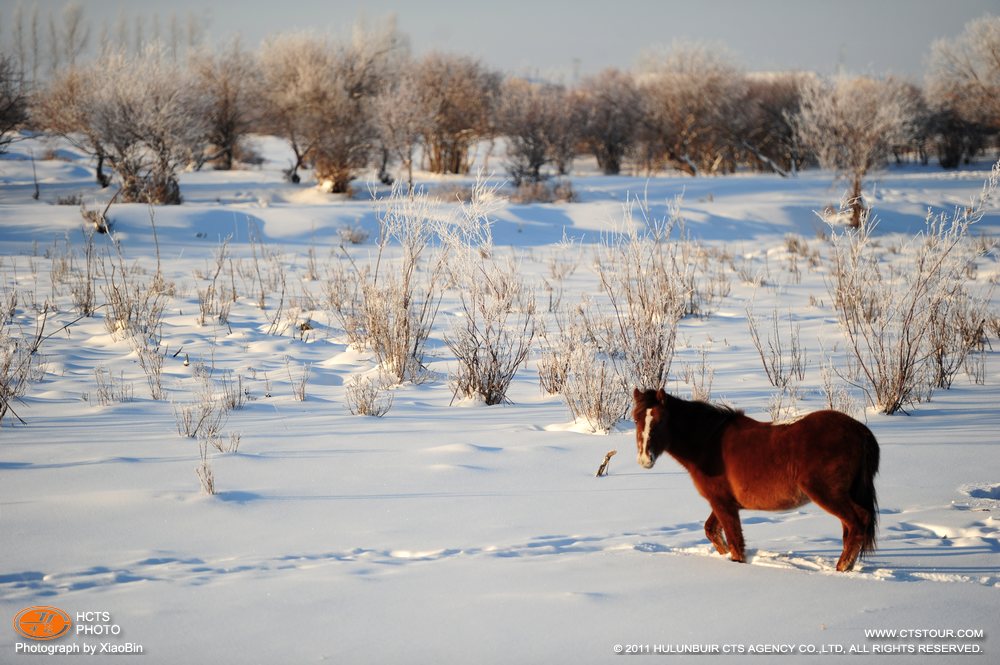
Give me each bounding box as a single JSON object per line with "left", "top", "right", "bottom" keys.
{"left": 578, "top": 68, "right": 641, "bottom": 175}
{"left": 59, "top": 2, "right": 90, "bottom": 69}
{"left": 29, "top": 5, "right": 40, "bottom": 84}
{"left": 796, "top": 74, "right": 917, "bottom": 228}
{"left": 10, "top": 4, "right": 27, "bottom": 79}
{"left": 46, "top": 11, "right": 60, "bottom": 75}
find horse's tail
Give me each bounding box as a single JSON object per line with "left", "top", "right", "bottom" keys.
{"left": 853, "top": 427, "right": 880, "bottom": 558}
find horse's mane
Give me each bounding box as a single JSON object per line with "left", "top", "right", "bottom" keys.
{"left": 666, "top": 394, "right": 743, "bottom": 448}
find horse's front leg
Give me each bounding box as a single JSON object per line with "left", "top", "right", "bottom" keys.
{"left": 710, "top": 504, "right": 745, "bottom": 563}
{"left": 704, "top": 512, "right": 729, "bottom": 556}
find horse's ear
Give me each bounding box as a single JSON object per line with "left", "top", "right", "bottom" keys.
{"left": 633, "top": 387, "right": 642, "bottom": 402}
{"left": 656, "top": 388, "right": 667, "bottom": 404}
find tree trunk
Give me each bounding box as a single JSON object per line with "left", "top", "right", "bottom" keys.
{"left": 95, "top": 150, "right": 111, "bottom": 188}
{"left": 849, "top": 174, "right": 865, "bottom": 229}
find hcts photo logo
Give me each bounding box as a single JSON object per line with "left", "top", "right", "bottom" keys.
{"left": 12, "top": 607, "right": 72, "bottom": 641}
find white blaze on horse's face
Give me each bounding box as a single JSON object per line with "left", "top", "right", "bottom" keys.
{"left": 638, "top": 408, "right": 656, "bottom": 469}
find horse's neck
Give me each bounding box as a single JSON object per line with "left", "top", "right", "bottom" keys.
{"left": 665, "top": 428, "right": 703, "bottom": 466}
{"left": 666, "top": 398, "right": 725, "bottom": 467}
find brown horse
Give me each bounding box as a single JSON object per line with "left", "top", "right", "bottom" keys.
{"left": 633, "top": 389, "right": 879, "bottom": 572}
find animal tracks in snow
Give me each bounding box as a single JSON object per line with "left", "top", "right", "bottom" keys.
{"left": 4, "top": 512, "right": 997, "bottom": 601}
{"left": 954, "top": 482, "right": 1000, "bottom": 512}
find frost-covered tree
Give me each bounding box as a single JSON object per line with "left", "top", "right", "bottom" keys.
{"left": 498, "top": 78, "right": 569, "bottom": 185}
{"left": 635, "top": 42, "right": 746, "bottom": 176}
{"left": 926, "top": 15, "right": 1000, "bottom": 132}
{"left": 259, "top": 21, "right": 406, "bottom": 191}
{"left": 190, "top": 39, "right": 261, "bottom": 171}
{"left": 85, "top": 47, "right": 209, "bottom": 203}
{"left": 375, "top": 64, "right": 424, "bottom": 190}
{"left": 32, "top": 65, "right": 111, "bottom": 186}
{"left": 796, "top": 74, "right": 917, "bottom": 227}
{"left": 578, "top": 68, "right": 641, "bottom": 175}
{"left": 547, "top": 87, "right": 585, "bottom": 176}
{"left": 415, "top": 53, "right": 500, "bottom": 174}
{"left": 258, "top": 33, "right": 334, "bottom": 183}
{"left": 925, "top": 15, "right": 1000, "bottom": 167}
{"left": 313, "top": 19, "right": 407, "bottom": 193}
{"left": 741, "top": 72, "right": 809, "bottom": 175}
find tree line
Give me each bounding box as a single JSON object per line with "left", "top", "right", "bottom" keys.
{"left": 1, "top": 6, "right": 998, "bottom": 213}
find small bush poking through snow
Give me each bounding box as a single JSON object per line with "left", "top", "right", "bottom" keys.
{"left": 345, "top": 375, "right": 393, "bottom": 417}
{"left": 196, "top": 439, "right": 216, "bottom": 496}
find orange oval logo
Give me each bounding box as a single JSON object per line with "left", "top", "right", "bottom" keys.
{"left": 13, "top": 606, "right": 72, "bottom": 641}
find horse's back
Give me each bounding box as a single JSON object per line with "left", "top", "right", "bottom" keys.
{"left": 719, "top": 410, "right": 876, "bottom": 510}
{"left": 785, "top": 409, "right": 876, "bottom": 455}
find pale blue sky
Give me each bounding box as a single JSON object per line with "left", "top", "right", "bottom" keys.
{"left": 4, "top": 0, "right": 998, "bottom": 81}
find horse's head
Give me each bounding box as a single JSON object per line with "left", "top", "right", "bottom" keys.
{"left": 633, "top": 388, "right": 668, "bottom": 469}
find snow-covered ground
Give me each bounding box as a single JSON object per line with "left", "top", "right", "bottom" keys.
{"left": 1, "top": 138, "right": 998, "bottom": 663}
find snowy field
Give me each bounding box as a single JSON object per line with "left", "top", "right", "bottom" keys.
{"left": 1, "top": 138, "right": 999, "bottom": 664}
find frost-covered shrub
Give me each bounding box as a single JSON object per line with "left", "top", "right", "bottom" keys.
{"left": 561, "top": 339, "right": 631, "bottom": 434}
{"left": 828, "top": 161, "right": 998, "bottom": 414}
{"left": 588, "top": 195, "right": 689, "bottom": 390}
{"left": 446, "top": 257, "right": 536, "bottom": 405}
{"left": 0, "top": 299, "right": 44, "bottom": 427}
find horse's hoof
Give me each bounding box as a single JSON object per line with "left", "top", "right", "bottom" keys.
{"left": 730, "top": 554, "right": 746, "bottom": 563}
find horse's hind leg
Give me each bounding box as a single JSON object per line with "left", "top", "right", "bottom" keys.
{"left": 802, "top": 484, "right": 869, "bottom": 572}
{"left": 704, "top": 512, "right": 730, "bottom": 556}
{"left": 838, "top": 503, "right": 874, "bottom": 572}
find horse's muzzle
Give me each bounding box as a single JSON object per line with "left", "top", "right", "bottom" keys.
{"left": 638, "top": 454, "right": 656, "bottom": 469}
